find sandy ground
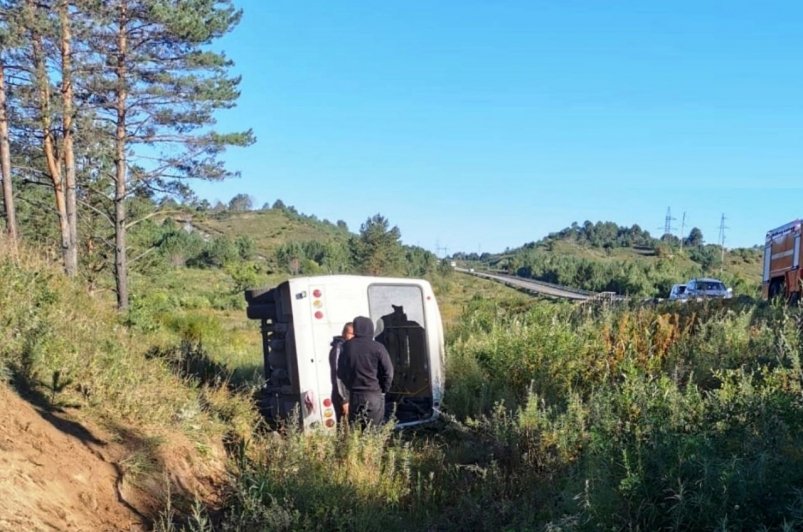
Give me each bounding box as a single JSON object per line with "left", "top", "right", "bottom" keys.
{"left": 0, "top": 385, "right": 226, "bottom": 531}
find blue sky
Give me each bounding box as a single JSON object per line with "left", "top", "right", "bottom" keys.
{"left": 192, "top": 1, "right": 803, "bottom": 254}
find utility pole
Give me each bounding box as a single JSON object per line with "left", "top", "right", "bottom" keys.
{"left": 718, "top": 213, "right": 728, "bottom": 275}
{"left": 679, "top": 211, "right": 687, "bottom": 252}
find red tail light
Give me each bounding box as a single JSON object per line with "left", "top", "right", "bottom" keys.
{"left": 323, "top": 397, "right": 332, "bottom": 407}
{"left": 325, "top": 419, "right": 335, "bottom": 428}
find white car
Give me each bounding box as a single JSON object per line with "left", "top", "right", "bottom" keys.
{"left": 685, "top": 278, "right": 732, "bottom": 299}
{"left": 668, "top": 283, "right": 688, "bottom": 301}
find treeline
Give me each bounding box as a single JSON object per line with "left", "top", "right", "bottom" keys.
{"left": 0, "top": 0, "right": 252, "bottom": 309}
{"left": 531, "top": 220, "right": 711, "bottom": 251}
{"left": 136, "top": 210, "right": 445, "bottom": 292}
{"left": 178, "top": 193, "right": 351, "bottom": 231}
{"left": 273, "top": 213, "right": 445, "bottom": 278}
{"left": 539, "top": 220, "right": 656, "bottom": 249}
{"left": 215, "top": 195, "right": 351, "bottom": 231}
{"left": 509, "top": 251, "right": 700, "bottom": 296}
{"left": 453, "top": 221, "right": 710, "bottom": 262}
{"left": 504, "top": 246, "right": 758, "bottom": 297}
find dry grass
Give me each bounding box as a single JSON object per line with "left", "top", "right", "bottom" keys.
{"left": 198, "top": 210, "right": 349, "bottom": 258}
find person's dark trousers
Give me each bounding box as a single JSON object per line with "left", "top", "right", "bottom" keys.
{"left": 332, "top": 392, "right": 345, "bottom": 423}
{"left": 348, "top": 391, "right": 384, "bottom": 428}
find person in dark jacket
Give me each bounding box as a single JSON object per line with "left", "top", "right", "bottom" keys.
{"left": 328, "top": 322, "right": 354, "bottom": 422}
{"left": 337, "top": 315, "right": 394, "bottom": 427}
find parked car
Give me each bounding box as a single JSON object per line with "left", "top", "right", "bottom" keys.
{"left": 685, "top": 278, "right": 732, "bottom": 299}
{"left": 668, "top": 283, "right": 688, "bottom": 300}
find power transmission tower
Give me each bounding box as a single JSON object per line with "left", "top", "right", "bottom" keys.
{"left": 665, "top": 207, "right": 674, "bottom": 235}
{"left": 718, "top": 213, "right": 729, "bottom": 274}
{"left": 435, "top": 240, "right": 449, "bottom": 258}
{"left": 659, "top": 207, "right": 676, "bottom": 247}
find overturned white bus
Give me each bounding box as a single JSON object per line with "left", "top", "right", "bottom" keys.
{"left": 244, "top": 275, "right": 445, "bottom": 430}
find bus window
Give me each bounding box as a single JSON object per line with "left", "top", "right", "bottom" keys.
{"left": 368, "top": 284, "right": 431, "bottom": 422}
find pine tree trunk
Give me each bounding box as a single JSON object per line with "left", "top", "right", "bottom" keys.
{"left": 0, "top": 60, "right": 18, "bottom": 244}
{"left": 60, "top": 0, "right": 78, "bottom": 275}
{"left": 113, "top": 1, "right": 128, "bottom": 310}
{"left": 27, "top": 0, "right": 72, "bottom": 275}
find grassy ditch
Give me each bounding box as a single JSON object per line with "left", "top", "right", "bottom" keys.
{"left": 212, "top": 296, "right": 803, "bottom": 530}
{"left": 0, "top": 242, "right": 258, "bottom": 521}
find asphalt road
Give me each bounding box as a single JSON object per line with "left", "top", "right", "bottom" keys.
{"left": 456, "top": 268, "right": 594, "bottom": 301}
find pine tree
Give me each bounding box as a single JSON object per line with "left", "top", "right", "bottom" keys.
{"left": 2, "top": 0, "right": 86, "bottom": 274}
{"left": 87, "top": 0, "right": 254, "bottom": 310}
{"left": 22, "top": 0, "right": 75, "bottom": 272}
{"left": 351, "top": 214, "right": 403, "bottom": 276}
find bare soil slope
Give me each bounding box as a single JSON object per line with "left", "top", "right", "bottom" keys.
{"left": 0, "top": 385, "right": 147, "bottom": 530}
{"left": 0, "top": 386, "right": 225, "bottom": 531}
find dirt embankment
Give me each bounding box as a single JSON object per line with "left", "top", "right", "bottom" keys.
{"left": 0, "top": 386, "right": 225, "bottom": 531}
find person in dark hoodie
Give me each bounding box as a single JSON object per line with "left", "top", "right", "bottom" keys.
{"left": 328, "top": 322, "right": 354, "bottom": 422}
{"left": 337, "top": 315, "right": 394, "bottom": 427}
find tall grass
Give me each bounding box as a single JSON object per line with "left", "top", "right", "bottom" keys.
{"left": 0, "top": 240, "right": 258, "bottom": 471}
{"left": 216, "top": 295, "right": 803, "bottom": 530}
{"left": 222, "top": 423, "right": 415, "bottom": 531}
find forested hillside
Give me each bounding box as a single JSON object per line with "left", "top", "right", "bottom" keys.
{"left": 454, "top": 220, "right": 763, "bottom": 297}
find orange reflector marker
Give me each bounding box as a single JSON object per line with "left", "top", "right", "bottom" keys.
{"left": 324, "top": 410, "right": 334, "bottom": 418}
{"left": 314, "top": 311, "right": 324, "bottom": 319}
{"left": 325, "top": 419, "right": 335, "bottom": 428}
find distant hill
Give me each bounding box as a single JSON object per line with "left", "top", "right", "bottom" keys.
{"left": 453, "top": 221, "right": 763, "bottom": 297}
{"left": 189, "top": 207, "right": 351, "bottom": 258}
{"left": 133, "top": 204, "right": 443, "bottom": 282}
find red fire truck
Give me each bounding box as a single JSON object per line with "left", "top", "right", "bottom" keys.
{"left": 763, "top": 220, "right": 803, "bottom": 301}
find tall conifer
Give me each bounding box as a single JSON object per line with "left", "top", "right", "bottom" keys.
{"left": 89, "top": 0, "right": 253, "bottom": 309}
